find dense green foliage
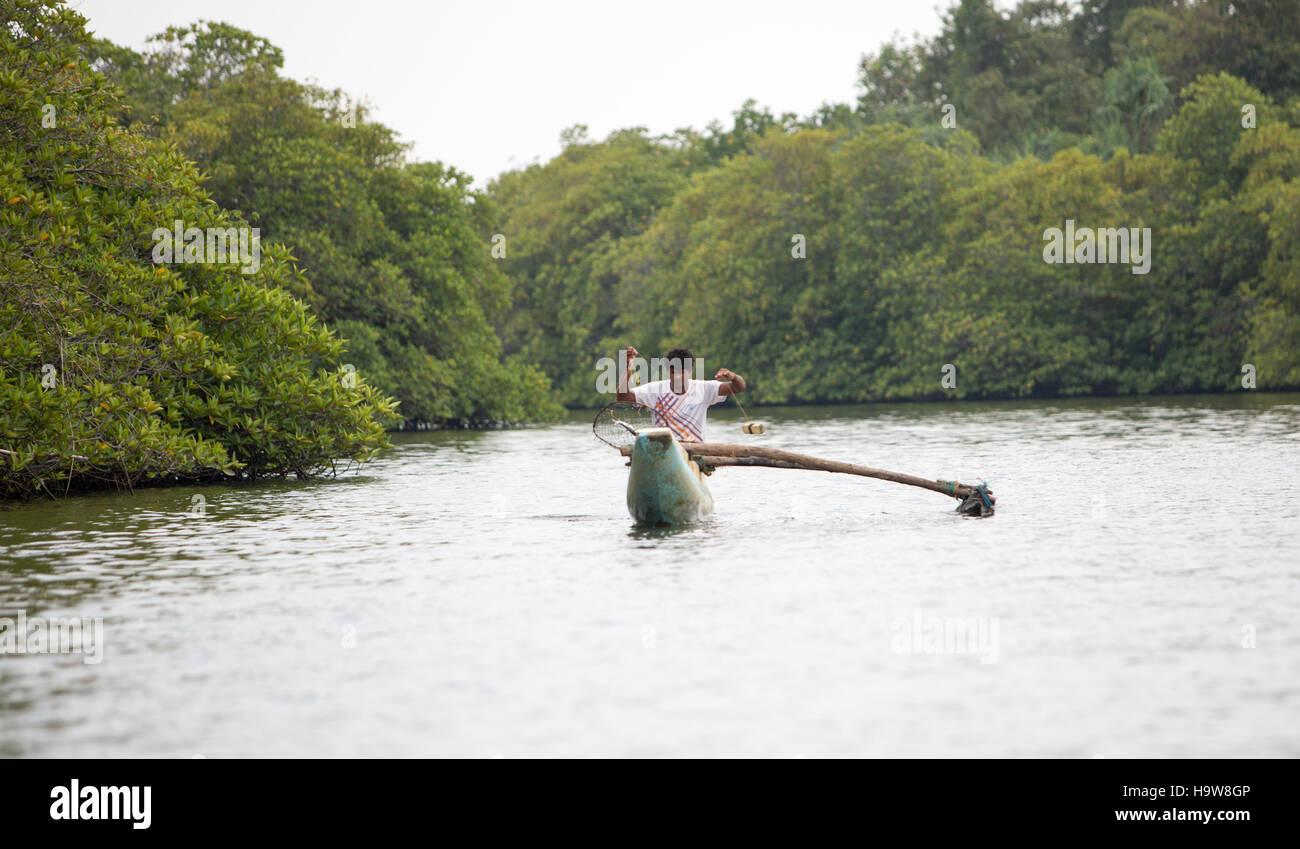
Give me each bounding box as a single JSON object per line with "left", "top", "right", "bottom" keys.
{"left": 88, "top": 21, "right": 561, "bottom": 426}
{"left": 1, "top": 1, "right": 394, "bottom": 498}
{"left": 7, "top": 0, "right": 1298, "bottom": 493}
{"left": 492, "top": 0, "right": 1300, "bottom": 405}
{"left": 856, "top": 0, "right": 1300, "bottom": 159}
{"left": 491, "top": 128, "right": 691, "bottom": 402}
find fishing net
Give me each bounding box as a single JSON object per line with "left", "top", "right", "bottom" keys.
{"left": 593, "top": 402, "right": 652, "bottom": 448}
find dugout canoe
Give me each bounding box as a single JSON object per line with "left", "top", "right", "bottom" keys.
{"left": 626, "top": 428, "right": 713, "bottom": 526}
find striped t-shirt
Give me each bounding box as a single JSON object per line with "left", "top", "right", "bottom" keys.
{"left": 631, "top": 379, "right": 726, "bottom": 443}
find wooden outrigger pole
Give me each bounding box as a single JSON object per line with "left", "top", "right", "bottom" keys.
{"left": 620, "top": 441, "right": 996, "bottom": 516}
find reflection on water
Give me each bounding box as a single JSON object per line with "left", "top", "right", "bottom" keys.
{"left": 1, "top": 393, "right": 1298, "bottom": 755}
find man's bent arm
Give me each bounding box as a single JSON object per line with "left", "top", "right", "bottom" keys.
{"left": 716, "top": 368, "right": 746, "bottom": 396}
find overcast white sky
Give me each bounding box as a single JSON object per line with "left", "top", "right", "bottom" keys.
{"left": 75, "top": 0, "right": 957, "bottom": 187}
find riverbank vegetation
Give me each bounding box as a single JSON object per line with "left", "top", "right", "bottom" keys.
{"left": 5, "top": 0, "right": 1299, "bottom": 499}
{"left": 0, "top": 2, "right": 401, "bottom": 498}
{"left": 85, "top": 20, "right": 562, "bottom": 427}
{"left": 494, "top": 0, "right": 1300, "bottom": 405}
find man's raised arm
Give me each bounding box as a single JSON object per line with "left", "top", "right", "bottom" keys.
{"left": 615, "top": 346, "right": 640, "bottom": 404}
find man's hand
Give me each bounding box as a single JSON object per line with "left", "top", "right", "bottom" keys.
{"left": 714, "top": 368, "right": 736, "bottom": 381}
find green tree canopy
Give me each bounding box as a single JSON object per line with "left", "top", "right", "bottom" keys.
{"left": 87, "top": 20, "right": 561, "bottom": 426}
{"left": 1, "top": 0, "right": 395, "bottom": 499}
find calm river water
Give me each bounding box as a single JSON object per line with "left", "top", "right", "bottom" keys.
{"left": 2, "top": 394, "right": 1298, "bottom": 756}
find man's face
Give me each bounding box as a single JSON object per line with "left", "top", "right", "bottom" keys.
{"left": 669, "top": 365, "right": 689, "bottom": 394}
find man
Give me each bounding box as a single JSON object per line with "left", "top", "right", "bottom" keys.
{"left": 615, "top": 346, "right": 746, "bottom": 443}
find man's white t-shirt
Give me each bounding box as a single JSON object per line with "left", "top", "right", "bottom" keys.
{"left": 631, "top": 379, "right": 727, "bottom": 443}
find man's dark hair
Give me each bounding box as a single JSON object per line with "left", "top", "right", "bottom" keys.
{"left": 664, "top": 347, "right": 694, "bottom": 372}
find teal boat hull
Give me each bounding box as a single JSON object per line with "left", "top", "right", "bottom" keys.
{"left": 627, "top": 428, "right": 713, "bottom": 526}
